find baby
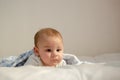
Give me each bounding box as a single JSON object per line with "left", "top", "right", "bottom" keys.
{"left": 24, "top": 28, "right": 66, "bottom": 67}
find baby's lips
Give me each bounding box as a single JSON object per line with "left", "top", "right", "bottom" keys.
{"left": 51, "top": 59, "right": 59, "bottom": 62}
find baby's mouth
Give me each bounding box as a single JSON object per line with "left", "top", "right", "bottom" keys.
{"left": 51, "top": 59, "right": 59, "bottom": 62}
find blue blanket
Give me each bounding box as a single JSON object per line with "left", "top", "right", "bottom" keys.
{"left": 0, "top": 50, "right": 81, "bottom": 67}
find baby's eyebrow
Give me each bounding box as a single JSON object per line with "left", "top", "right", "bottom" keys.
{"left": 43, "top": 46, "right": 62, "bottom": 49}
{"left": 44, "top": 46, "right": 51, "bottom": 48}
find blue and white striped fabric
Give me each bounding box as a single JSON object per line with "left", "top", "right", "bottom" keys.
{"left": 0, "top": 50, "right": 81, "bottom": 67}
{"left": 0, "top": 50, "right": 33, "bottom": 67}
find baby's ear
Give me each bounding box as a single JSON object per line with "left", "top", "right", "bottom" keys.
{"left": 33, "top": 47, "right": 39, "bottom": 56}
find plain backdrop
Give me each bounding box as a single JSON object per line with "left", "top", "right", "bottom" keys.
{"left": 0, "top": 0, "right": 120, "bottom": 57}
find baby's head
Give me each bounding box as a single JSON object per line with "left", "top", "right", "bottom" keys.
{"left": 34, "top": 28, "right": 64, "bottom": 66}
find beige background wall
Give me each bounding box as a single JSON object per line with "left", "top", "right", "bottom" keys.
{"left": 0, "top": 0, "right": 120, "bottom": 57}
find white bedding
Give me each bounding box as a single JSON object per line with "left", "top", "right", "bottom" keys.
{"left": 0, "top": 53, "right": 120, "bottom": 80}
{"left": 78, "top": 53, "right": 120, "bottom": 63}
{"left": 0, "top": 63, "right": 120, "bottom": 80}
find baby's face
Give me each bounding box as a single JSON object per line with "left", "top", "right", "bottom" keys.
{"left": 34, "top": 37, "right": 64, "bottom": 66}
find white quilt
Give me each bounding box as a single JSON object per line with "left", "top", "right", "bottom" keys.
{"left": 0, "top": 63, "right": 120, "bottom": 80}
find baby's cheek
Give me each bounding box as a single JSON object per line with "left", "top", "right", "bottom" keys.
{"left": 60, "top": 53, "right": 63, "bottom": 58}
{"left": 59, "top": 54, "right": 63, "bottom": 60}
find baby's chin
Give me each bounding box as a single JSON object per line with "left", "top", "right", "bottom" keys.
{"left": 43, "top": 59, "right": 62, "bottom": 66}
{"left": 49, "top": 61, "right": 61, "bottom": 67}
{"left": 50, "top": 63, "right": 59, "bottom": 66}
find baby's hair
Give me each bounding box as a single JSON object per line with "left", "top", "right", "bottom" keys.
{"left": 34, "top": 28, "right": 63, "bottom": 47}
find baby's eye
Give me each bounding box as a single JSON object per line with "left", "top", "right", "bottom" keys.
{"left": 46, "top": 49, "right": 52, "bottom": 52}
{"left": 56, "top": 49, "right": 61, "bottom": 52}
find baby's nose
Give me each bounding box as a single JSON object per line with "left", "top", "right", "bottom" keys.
{"left": 52, "top": 51, "right": 58, "bottom": 57}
